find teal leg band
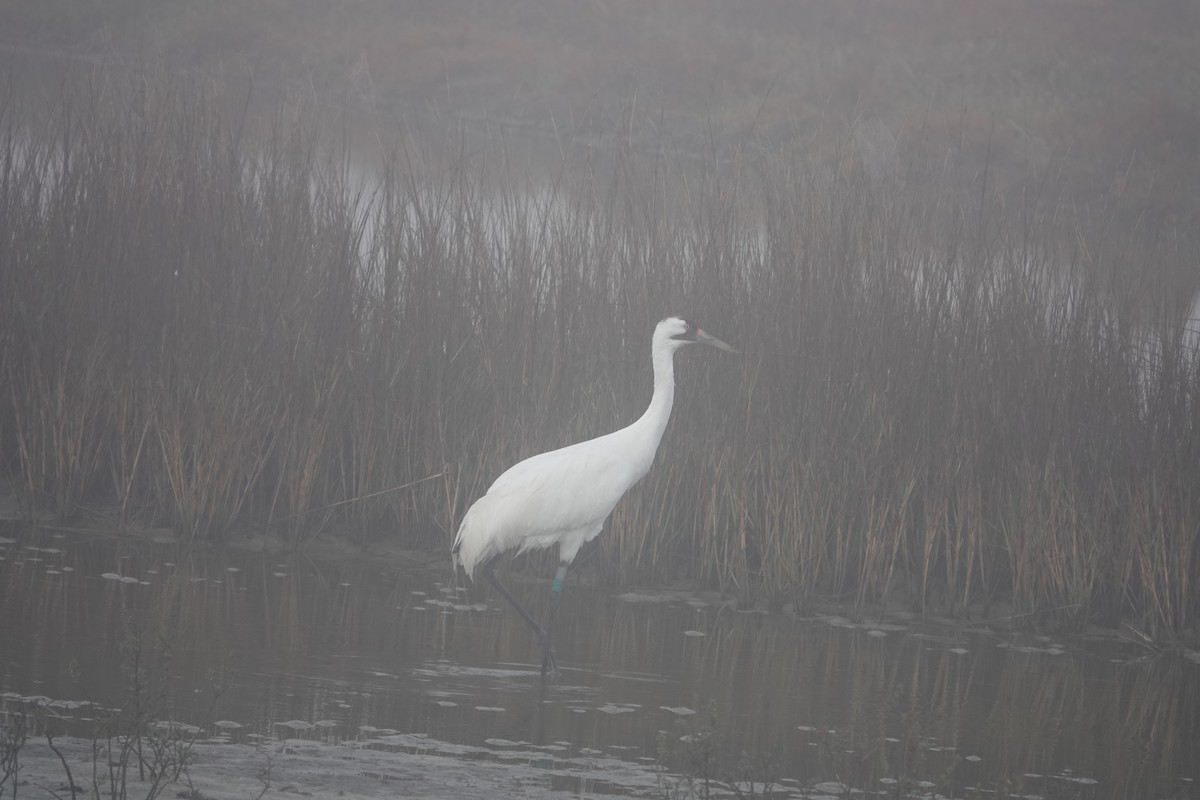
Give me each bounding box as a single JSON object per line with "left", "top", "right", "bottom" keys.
{"left": 552, "top": 577, "right": 564, "bottom": 593}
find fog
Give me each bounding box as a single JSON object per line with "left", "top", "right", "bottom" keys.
{"left": 4, "top": 0, "right": 1199, "bottom": 223}
{"left": 2, "top": 5, "right": 1200, "bottom": 799}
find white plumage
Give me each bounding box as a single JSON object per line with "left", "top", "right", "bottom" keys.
{"left": 450, "top": 315, "right": 735, "bottom": 677}
{"left": 453, "top": 316, "right": 734, "bottom": 577}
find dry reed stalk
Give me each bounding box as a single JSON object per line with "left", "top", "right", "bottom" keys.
{"left": 7, "top": 343, "right": 109, "bottom": 521}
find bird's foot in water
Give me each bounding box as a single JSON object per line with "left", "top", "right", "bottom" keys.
{"left": 538, "top": 639, "right": 560, "bottom": 681}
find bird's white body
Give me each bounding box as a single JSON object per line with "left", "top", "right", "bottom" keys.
{"left": 453, "top": 317, "right": 730, "bottom": 579}
{"left": 452, "top": 424, "right": 659, "bottom": 577}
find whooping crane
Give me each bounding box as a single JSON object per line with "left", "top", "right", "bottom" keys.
{"left": 452, "top": 316, "right": 736, "bottom": 678}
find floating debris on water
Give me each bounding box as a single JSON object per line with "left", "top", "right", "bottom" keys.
{"left": 999, "top": 641, "right": 1068, "bottom": 656}
{"left": 149, "top": 721, "right": 202, "bottom": 735}
{"left": 100, "top": 572, "right": 142, "bottom": 584}
{"left": 814, "top": 781, "right": 851, "bottom": 795}
{"left": 616, "top": 591, "right": 677, "bottom": 604}
{"left": 275, "top": 720, "right": 314, "bottom": 731}
{"left": 660, "top": 706, "right": 696, "bottom": 716}
{"left": 1056, "top": 773, "right": 1099, "bottom": 785}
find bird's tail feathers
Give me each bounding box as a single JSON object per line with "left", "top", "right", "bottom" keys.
{"left": 451, "top": 501, "right": 496, "bottom": 582}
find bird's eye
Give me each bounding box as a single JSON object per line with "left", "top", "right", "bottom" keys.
{"left": 669, "top": 319, "right": 695, "bottom": 341}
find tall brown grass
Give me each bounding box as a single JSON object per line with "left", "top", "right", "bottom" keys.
{"left": 1, "top": 73, "right": 1197, "bottom": 635}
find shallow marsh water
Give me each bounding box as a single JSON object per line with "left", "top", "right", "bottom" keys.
{"left": 2, "top": 521, "right": 1199, "bottom": 799}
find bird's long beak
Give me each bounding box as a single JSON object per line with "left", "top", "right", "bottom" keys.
{"left": 696, "top": 328, "right": 737, "bottom": 353}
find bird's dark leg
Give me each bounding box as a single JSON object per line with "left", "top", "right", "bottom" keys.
{"left": 483, "top": 562, "right": 558, "bottom": 677}
{"left": 539, "top": 563, "right": 569, "bottom": 679}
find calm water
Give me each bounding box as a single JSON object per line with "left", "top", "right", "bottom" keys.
{"left": 2, "top": 520, "right": 1198, "bottom": 799}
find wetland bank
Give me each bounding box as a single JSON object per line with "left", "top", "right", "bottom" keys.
{"left": 3, "top": 2, "right": 1200, "bottom": 794}
{"left": 3, "top": 521, "right": 1200, "bottom": 798}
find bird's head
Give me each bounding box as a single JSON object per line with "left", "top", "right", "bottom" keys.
{"left": 655, "top": 316, "right": 737, "bottom": 354}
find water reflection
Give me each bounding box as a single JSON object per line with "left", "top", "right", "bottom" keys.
{"left": 2, "top": 521, "right": 1198, "bottom": 798}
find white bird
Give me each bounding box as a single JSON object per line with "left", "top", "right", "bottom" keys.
{"left": 452, "top": 316, "right": 736, "bottom": 677}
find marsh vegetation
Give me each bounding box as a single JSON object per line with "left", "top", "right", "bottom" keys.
{"left": 0, "top": 67, "right": 1197, "bottom": 640}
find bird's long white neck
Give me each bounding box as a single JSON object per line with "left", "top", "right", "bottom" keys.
{"left": 624, "top": 340, "right": 676, "bottom": 462}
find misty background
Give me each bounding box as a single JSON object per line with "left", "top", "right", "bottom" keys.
{"left": 3, "top": 5, "right": 1200, "bottom": 797}
{"left": 5, "top": 0, "right": 1200, "bottom": 224}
